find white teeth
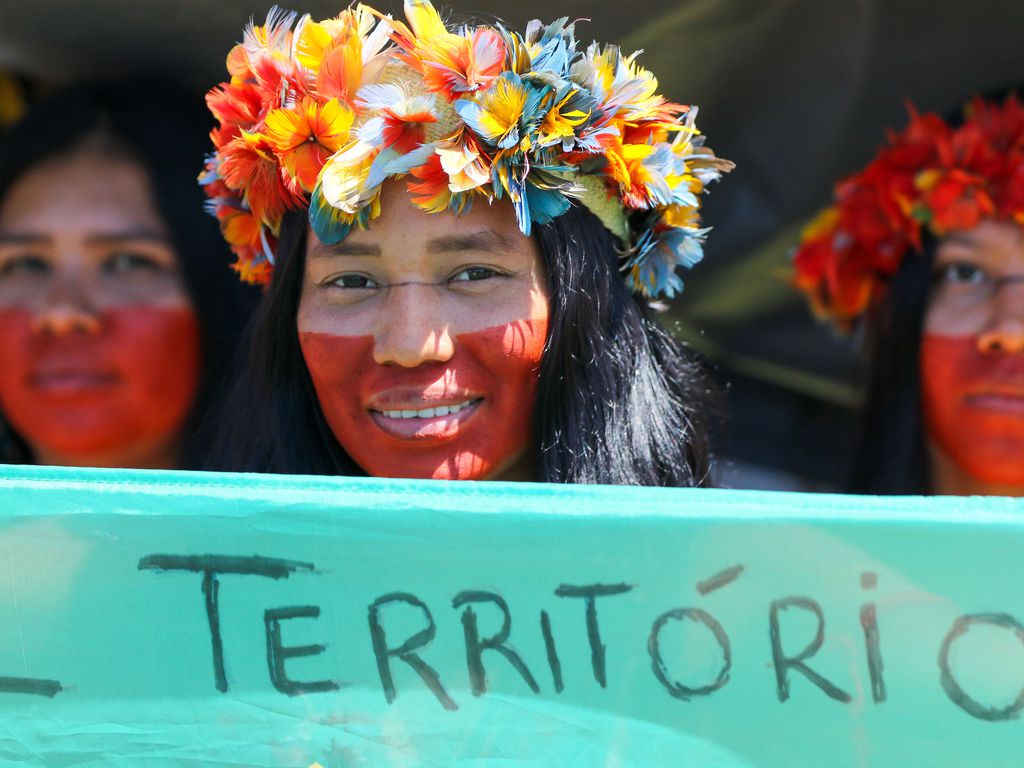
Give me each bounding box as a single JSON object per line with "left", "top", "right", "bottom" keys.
{"left": 380, "top": 399, "right": 477, "bottom": 419}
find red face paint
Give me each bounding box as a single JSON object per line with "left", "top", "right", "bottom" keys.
{"left": 0, "top": 307, "right": 201, "bottom": 465}
{"left": 920, "top": 333, "right": 1024, "bottom": 486}
{"left": 299, "top": 319, "right": 547, "bottom": 480}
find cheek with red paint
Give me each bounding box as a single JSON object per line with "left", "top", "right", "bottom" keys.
{"left": 299, "top": 320, "right": 547, "bottom": 480}
{"left": 920, "top": 334, "right": 1024, "bottom": 486}
{"left": 0, "top": 307, "right": 201, "bottom": 463}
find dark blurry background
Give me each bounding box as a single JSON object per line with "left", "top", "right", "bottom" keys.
{"left": 2, "top": 0, "right": 1022, "bottom": 487}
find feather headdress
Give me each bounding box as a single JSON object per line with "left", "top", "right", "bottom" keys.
{"left": 793, "top": 94, "right": 1024, "bottom": 328}
{"left": 202, "top": 0, "right": 733, "bottom": 297}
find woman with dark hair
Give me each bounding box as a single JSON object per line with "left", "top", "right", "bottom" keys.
{"left": 205, "top": 1, "right": 732, "bottom": 484}
{"left": 794, "top": 92, "right": 1024, "bottom": 495}
{"left": 0, "top": 81, "right": 257, "bottom": 469}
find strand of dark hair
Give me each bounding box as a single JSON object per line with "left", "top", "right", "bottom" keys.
{"left": 210, "top": 213, "right": 360, "bottom": 474}
{"left": 534, "top": 208, "right": 711, "bottom": 485}
{"left": 847, "top": 243, "right": 933, "bottom": 493}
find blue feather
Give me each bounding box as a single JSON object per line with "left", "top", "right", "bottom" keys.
{"left": 526, "top": 182, "right": 571, "bottom": 225}
{"left": 309, "top": 182, "right": 352, "bottom": 245}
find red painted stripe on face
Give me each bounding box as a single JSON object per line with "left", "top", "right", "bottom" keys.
{"left": 0, "top": 307, "right": 201, "bottom": 465}
{"left": 920, "top": 333, "right": 1024, "bottom": 485}
{"left": 299, "top": 318, "right": 547, "bottom": 480}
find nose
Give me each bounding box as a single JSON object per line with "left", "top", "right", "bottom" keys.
{"left": 31, "top": 281, "right": 102, "bottom": 337}
{"left": 976, "top": 276, "right": 1024, "bottom": 354}
{"left": 372, "top": 284, "right": 455, "bottom": 367}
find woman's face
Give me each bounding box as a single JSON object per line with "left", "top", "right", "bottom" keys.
{"left": 297, "top": 182, "right": 549, "bottom": 481}
{"left": 921, "top": 219, "right": 1024, "bottom": 491}
{"left": 0, "top": 148, "right": 201, "bottom": 469}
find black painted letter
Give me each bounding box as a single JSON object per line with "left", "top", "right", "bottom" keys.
{"left": 769, "top": 596, "right": 851, "bottom": 703}
{"left": 368, "top": 592, "right": 457, "bottom": 711}
{"left": 264, "top": 605, "right": 340, "bottom": 696}
{"left": 540, "top": 610, "right": 564, "bottom": 693}
{"left": 0, "top": 676, "right": 62, "bottom": 698}
{"left": 649, "top": 607, "right": 731, "bottom": 700}
{"left": 939, "top": 613, "right": 1024, "bottom": 721}
{"left": 138, "top": 553, "right": 315, "bottom": 692}
{"left": 452, "top": 590, "right": 539, "bottom": 696}
{"left": 554, "top": 583, "right": 634, "bottom": 688}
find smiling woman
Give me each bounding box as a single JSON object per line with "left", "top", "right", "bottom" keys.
{"left": 208, "top": 1, "right": 732, "bottom": 485}
{"left": 0, "top": 81, "right": 257, "bottom": 469}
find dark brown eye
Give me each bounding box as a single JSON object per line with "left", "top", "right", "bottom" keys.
{"left": 937, "top": 262, "right": 987, "bottom": 285}
{"left": 103, "top": 252, "right": 164, "bottom": 274}
{"left": 0, "top": 254, "right": 49, "bottom": 277}
{"left": 332, "top": 273, "right": 378, "bottom": 289}
{"left": 450, "top": 266, "right": 499, "bottom": 283}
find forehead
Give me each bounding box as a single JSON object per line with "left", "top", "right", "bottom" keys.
{"left": 325, "top": 180, "right": 536, "bottom": 255}
{"left": 0, "top": 149, "right": 165, "bottom": 235}
{"left": 938, "top": 220, "right": 1024, "bottom": 260}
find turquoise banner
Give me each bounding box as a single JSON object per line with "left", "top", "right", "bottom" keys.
{"left": 0, "top": 465, "right": 1022, "bottom": 766}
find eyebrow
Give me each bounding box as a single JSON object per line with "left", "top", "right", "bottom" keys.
{"left": 938, "top": 233, "right": 978, "bottom": 249}
{"left": 87, "top": 230, "right": 169, "bottom": 246}
{"left": 311, "top": 241, "right": 383, "bottom": 258}
{"left": 0, "top": 230, "right": 169, "bottom": 246}
{"left": 0, "top": 233, "right": 45, "bottom": 246}
{"left": 427, "top": 230, "right": 515, "bottom": 254}
{"left": 311, "top": 228, "right": 516, "bottom": 259}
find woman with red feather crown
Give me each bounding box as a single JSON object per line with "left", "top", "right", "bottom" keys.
{"left": 793, "top": 92, "right": 1024, "bottom": 496}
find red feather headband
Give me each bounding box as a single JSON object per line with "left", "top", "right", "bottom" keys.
{"left": 793, "top": 94, "right": 1024, "bottom": 328}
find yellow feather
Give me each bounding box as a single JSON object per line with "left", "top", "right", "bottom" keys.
{"left": 294, "top": 18, "right": 333, "bottom": 71}
{"left": 404, "top": 0, "right": 449, "bottom": 40}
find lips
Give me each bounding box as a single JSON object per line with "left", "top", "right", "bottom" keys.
{"left": 28, "top": 367, "right": 120, "bottom": 395}
{"left": 964, "top": 391, "right": 1024, "bottom": 416}
{"left": 369, "top": 398, "right": 483, "bottom": 440}
{"left": 375, "top": 397, "right": 481, "bottom": 419}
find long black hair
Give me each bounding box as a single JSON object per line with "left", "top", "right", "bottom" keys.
{"left": 0, "top": 80, "right": 258, "bottom": 468}
{"left": 213, "top": 203, "right": 712, "bottom": 486}
{"left": 848, "top": 240, "right": 934, "bottom": 493}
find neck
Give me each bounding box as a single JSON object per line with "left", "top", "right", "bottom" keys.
{"left": 928, "top": 443, "right": 1024, "bottom": 497}
{"left": 490, "top": 451, "right": 537, "bottom": 482}
{"left": 33, "top": 439, "right": 181, "bottom": 471}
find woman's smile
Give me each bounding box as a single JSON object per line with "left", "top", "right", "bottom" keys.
{"left": 964, "top": 391, "right": 1024, "bottom": 416}
{"left": 28, "top": 366, "right": 120, "bottom": 395}
{"left": 375, "top": 398, "right": 480, "bottom": 419}
{"left": 369, "top": 397, "right": 484, "bottom": 441}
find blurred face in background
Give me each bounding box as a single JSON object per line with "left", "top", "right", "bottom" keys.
{"left": 921, "top": 219, "right": 1024, "bottom": 495}
{"left": 297, "top": 181, "right": 549, "bottom": 481}
{"left": 0, "top": 145, "right": 201, "bottom": 468}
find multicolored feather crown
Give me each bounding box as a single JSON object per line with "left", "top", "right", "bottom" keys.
{"left": 200, "top": 0, "right": 733, "bottom": 298}
{"left": 793, "top": 94, "right": 1024, "bottom": 328}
